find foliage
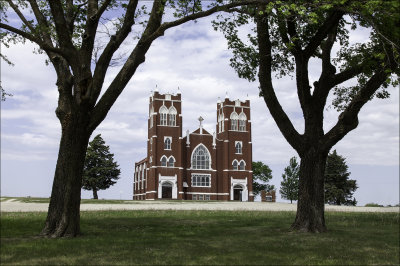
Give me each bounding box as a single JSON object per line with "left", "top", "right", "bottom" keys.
{"left": 365, "top": 203, "right": 384, "bottom": 207}
{"left": 325, "top": 150, "right": 358, "bottom": 206}
{"left": 82, "top": 134, "right": 120, "bottom": 199}
{"left": 214, "top": 1, "right": 399, "bottom": 103}
{"left": 1, "top": 211, "right": 399, "bottom": 265}
{"left": 252, "top": 161, "right": 275, "bottom": 196}
{"left": 1, "top": 85, "right": 12, "bottom": 101}
{"left": 1, "top": 0, "right": 261, "bottom": 237}
{"left": 279, "top": 157, "right": 299, "bottom": 203}
{"left": 214, "top": 0, "right": 399, "bottom": 231}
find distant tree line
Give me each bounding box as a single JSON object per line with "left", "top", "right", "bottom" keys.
{"left": 256, "top": 150, "right": 358, "bottom": 206}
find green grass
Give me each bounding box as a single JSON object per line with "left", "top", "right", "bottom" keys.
{"left": 1, "top": 211, "right": 399, "bottom": 265}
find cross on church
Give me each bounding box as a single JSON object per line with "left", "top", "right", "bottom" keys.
{"left": 198, "top": 116, "right": 204, "bottom": 127}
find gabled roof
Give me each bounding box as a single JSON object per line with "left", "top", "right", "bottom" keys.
{"left": 192, "top": 128, "right": 212, "bottom": 135}
{"left": 135, "top": 157, "right": 148, "bottom": 165}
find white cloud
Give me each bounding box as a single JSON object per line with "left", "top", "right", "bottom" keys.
{"left": 1, "top": 13, "right": 398, "bottom": 203}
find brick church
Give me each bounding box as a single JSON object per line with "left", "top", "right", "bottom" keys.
{"left": 133, "top": 89, "right": 254, "bottom": 201}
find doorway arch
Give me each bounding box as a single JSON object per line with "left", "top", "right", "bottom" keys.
{"left": 233, "top": 184, "right": 243, "bottom": 201}
{"left": 161, "top": 182, "right": 173, "bottom": 199}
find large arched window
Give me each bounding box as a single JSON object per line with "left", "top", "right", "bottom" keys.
{"left": 160, "top": 156, "right": 167, "bottom": 167}
{"left": 169, "top": 106, "right": 177, "bottom": 126}
{"left": 239, "top": 112, "right": 247, "bottom": 131}
{"left": 191, "top": 144, "right": 211, "bottom": 169}
{"left": 159, "top": 106, "right": 168, "bottom": 126}
{"left": 230, "top": 112, "right": 238, "bottom": 131}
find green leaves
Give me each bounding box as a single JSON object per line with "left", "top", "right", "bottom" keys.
{"left": 324, "top": 150, "right": 358, "bottom": 206}
{"left": 252, "top": 161, "right": 275, "bottom": 196}
{"left": 279, "top": 157, "right": 299, "bottom": 203}
{"left": 82, "top": 134, "right": 121, "bottom": 194}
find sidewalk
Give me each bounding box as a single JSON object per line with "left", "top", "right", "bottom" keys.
{"left": 1, "top": 200, "right": 398, "bottom": 213}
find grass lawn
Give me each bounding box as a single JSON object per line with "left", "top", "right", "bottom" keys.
{"left": 1, "top": 210, "right": 398, "bottom": 265}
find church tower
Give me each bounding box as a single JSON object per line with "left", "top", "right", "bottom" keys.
{"left": 216, "top": 94, "right": 253, "bottom": 201}
{"left": 146, "top": 88, "right": 183, "bottom": 200}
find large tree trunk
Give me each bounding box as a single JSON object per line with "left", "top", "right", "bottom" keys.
{"left": 40, "top": 112, "right": 91, "bottom": 238}
{"left": 93, "top": 189, "right": 98, "bottom": 200}
{"left": 291, "top": 147, "right": 328, "bottom": 233}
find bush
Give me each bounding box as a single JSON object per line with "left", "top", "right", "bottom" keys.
{"left": 365, "top": 203, "right": 384, "bottom": 207}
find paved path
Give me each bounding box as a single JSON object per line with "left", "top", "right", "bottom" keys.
{"left": 1, "top": 200, "right": 398, "bottom": 213}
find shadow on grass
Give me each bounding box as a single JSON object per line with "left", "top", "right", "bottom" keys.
{"left": 1, "top": 210, "right": 398, "bottom": 265}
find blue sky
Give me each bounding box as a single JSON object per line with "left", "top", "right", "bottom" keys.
{"left": 1, "top": 8, "right": 399, "bottom": 205}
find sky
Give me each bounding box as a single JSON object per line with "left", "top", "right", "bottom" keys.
{"left": 1, "top": 6, "right": 399, "bottom": 206}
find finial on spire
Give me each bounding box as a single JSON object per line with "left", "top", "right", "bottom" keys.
{"left": 154, "top": 84, "right": 159, "bottom": 92}
{"left": 217, "top": 97, "right": 221, "bottom": 103}
{"left": 225, "top": 91, "right": 229, "bottom": 99}
{"left": 177, "top": 86, "right": 181, "bottom": 94}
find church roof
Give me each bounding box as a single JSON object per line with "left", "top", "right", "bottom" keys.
{"left": 192, "top": 128, "right": 212, "bottom": 135}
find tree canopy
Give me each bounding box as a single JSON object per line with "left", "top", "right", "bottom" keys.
{"left": 214, "top": 0, "right": 399, "bottom": 232}
{"left": 325, "top": 150, "right": 357, "bottom": 206}
{"left": 82, "top": 134, "right": 120, "bottom": 200}
{"left": 0, "top": 0, "right": 262, "bottom": 238}
{"left": 252, "top": 161, "right": 275, "bottom": 196}
{"left": 279, "top": 156, "right": 299, "bottom": 204}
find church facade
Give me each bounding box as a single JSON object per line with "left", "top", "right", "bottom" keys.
{"left": 133, "top": 89, "right": 254, "bottom": 201}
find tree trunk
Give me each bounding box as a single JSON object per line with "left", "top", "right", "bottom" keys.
{"left": 291, "top": 148, "right": 328, "bottom": 233}
{"left": 40, "top": 112, "right": 91, "bottom": 238}
{"left": 93, "top": 189, "right": 98, "bottom": 200}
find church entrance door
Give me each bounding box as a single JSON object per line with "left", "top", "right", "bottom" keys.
{"left": 162, "top": 182, "right": 173, "bottom": 199}
{"left": 233, "top": 185, "right": 243, "bottom": 201}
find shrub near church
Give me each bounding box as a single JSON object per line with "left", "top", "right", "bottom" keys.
{"left": 134, "top": 89, "right": 254, "bottom": 201}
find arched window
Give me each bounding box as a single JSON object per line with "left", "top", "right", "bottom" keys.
{"left": 235, "top": 142, "right": 242, "bottom": 154}
{"left": 169, "top": 106, "right": 177, "bottom": 126}
{"left": 160, "top": 156, "right": 167, "bottom": 167}
{"left": 239, "top": 160, "right": 245, "bottom": 170}
{"left": 159, "top": 106, "right": 168, "bottom": 126}
{"left": 164, "top": 137, "right": 171, "bottom": 150}
{"left": 232, "top": 160, "right": 238, "bottom": 170}
{"left": 230, "top": 112, "right": 238, "bottom": 131}
{"left": 218, "top": 113, "right": 224, "bottom": 133}
{"left": 168, "top": 157, "right": 175, "bottom": 167}
{"left": 239, "top": 112, "right": 247, "bottom": 131}
{"left": 191, "top": 144, "right": 211, "bottom": 169}
{"left": 149, "top": 106, "right": 154, "bottom": 128}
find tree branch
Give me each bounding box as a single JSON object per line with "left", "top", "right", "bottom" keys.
{"left": 27, "top": 0, "right": 52, "bottom": 44}
{"left": 91, "top": 0, "right": 139, "bottom": 105}
{"left": 312, "top": 26, "right": 338, "bottom": 102}
{"left": 322, "top": 68, "right": 389, "bottom": 150}
{"left": 0, "top": 23, "right": 65, "bottom": 56}
{"left": 6, "top": 0, "right": 36, "bottom": 33}
{"left": 332, "top": 64, "right": 364, "bottom": 86}
{"left": 285, "top": 15, "right": 303, "bottom": 55}
{"left": 303, "top": 10, "right": 344, "bottom": 59}
{"left": 145, "top": 0, "right": 261, "bottom": 44}
{"left": 256, "top": 6, "right": 303, "bottom": 153}
{"left": 89, "top": 0, "right": 263, "bottom": 131}
{"left": 47, "top": 0, "right": 77, "bottom": 58}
